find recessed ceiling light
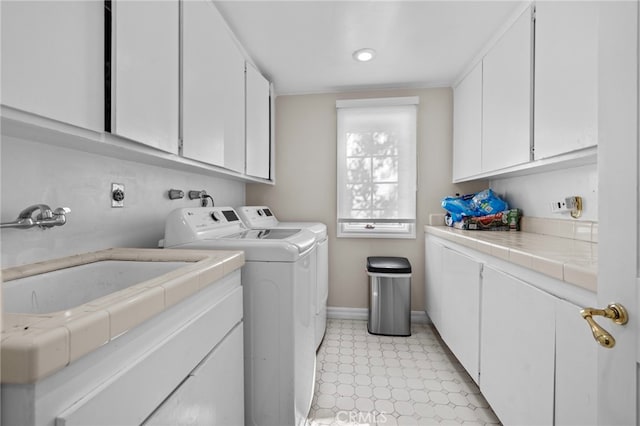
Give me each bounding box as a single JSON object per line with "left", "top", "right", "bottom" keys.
{"left": 353, "top": 48, "right": 376, "bottom": 62}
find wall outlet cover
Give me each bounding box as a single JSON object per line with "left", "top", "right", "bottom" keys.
{"left": 111, "top": 183, "right": 125, "bottom": 208}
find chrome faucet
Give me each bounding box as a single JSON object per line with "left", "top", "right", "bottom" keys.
{"left": 1, "top": 204, "right": 71, "bottom": 229}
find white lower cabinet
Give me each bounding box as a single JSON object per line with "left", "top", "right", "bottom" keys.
{"left": 2, "top": 272, "right": 243, "bottom": 426}
{"left": 143, "top": 324, "right": 244, "bottom": 426}
{"left": 480, "top": 266, "right": 555, "bottom": 426}
{"left": 424, "top": 237, "right": 444, "bottom": 330}
{"left": 424, "top": 234, "right": 598, "bottom": 425}
{"left": 440, "top": 248, "right": 482, "bottom": 383}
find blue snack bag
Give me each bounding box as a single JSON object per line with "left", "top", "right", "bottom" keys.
{"left": 441, "top": 193, "right": 476, "bottom": 222}
{"left": 470, "top": 189, "right": 508, "bottom": 215}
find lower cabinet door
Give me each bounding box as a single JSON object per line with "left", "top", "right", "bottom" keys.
{"left": 480, "top": 266, "right": 555, "bottom": 425}
{"left": 440, "top": 247, "right": 482, "bottom": 383}
{"left": 555, "top": 298, "right": 597, "bottom": 425}
{"left": 143, "top": 324, "right": 244, "bottom": 426}
{"left": 424, "top": 236, "right": 444, "bottom": 329}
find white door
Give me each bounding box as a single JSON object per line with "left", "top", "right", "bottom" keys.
{"left": 595, "top": 2, "right": 638, "bottom": 424}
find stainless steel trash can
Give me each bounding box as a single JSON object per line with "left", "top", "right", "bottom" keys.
{"left": 367, "top": 256, "right": 411, "bottom": 336}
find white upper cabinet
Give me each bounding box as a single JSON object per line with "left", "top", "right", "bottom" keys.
{"left": 1, "top": 1, "right": 104, "bottom": 132}
{"left": 112, "top": 0, "right": 179, "bottom": 154}
{"left": 452, "top": 62, "right": 483, "bottom": 181}
{"left": 481, "top": 7, "right": 532, "bottom": 173}
{"left": 182, "top": 0, "right": 245, "bottom": 172}
{"left": 534, "top": 2, "right": 598, "bottom": 160}
{"left": 245, "top": 62, "right": 271, "bottom": 180}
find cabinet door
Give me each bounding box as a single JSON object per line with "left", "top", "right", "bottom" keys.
{"left": 1, "top": 1, "right": 103, "bottom": 131}
{"left": 182, "top": 0, "right": 245, "bottom": 171}
{"left": 245, "top": 62, "right": 271, "bottom": 179}
{"left": 555, "top": 298, "right": 597, "bottom": 425}
{"left": 440, "top": 248, "right": 482, "bottom": 383}
{"left": 143, "top": 324, "right": 244, "bottom": 426}
{"left": 424, "top": 236, "right": 444, "bottom": 329}
{"left": 534, "top": 2, "right": 598, "bottom": 160}
{"left": 482, "top": 7, "right": 532, "bottom": 172}
{"left": 112, "top": 0, "right": 179, "bottom": 154}
{"left": 452, "top": 62, "right": 483, "bottom": 181}
{"left": 480, "top": 266, "right": 555, "bottom": 425}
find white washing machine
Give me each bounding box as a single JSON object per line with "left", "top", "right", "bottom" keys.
{"left": 162, "top": 207, "right": 317, "bottom": 426}
{"left": 237, "top": 206, "right": 328, "bottom": 350}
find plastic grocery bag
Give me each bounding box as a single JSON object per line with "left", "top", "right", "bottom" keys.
{"left": 470, "top": 189, "right": 509, "bottom": 215}
{"left": 441, "top": 189, "right": 509, "bottom": 224}
{"left": 441, "top": 193, "right": 476, "bottom": 222}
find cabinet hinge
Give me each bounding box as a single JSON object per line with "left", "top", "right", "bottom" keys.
{"left": 531, "top": 5, "right": 536, "bottom": 22}
{"left": 178, "top": 138, "right": 184, "bottom": 156}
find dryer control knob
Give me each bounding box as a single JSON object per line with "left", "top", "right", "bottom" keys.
{"left": 257, "top": 209, "right": 264, "bottom": 216}
{"left": 210, "top": 212, "right": 220, "bottom": 222}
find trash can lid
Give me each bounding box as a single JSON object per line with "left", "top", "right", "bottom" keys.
{"left": 367, "top": 256, "right": 412, "bottom": 274}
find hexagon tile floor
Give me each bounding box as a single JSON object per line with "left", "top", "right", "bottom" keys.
{"left": 306, "top": 319, "right": 501, "bottom": 426}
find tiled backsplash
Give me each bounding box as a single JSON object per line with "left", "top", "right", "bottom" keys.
{"left": 428, "top": 214, "right": 598, "bottom": 243}
{"left": 520, "top": 217, "right": 598, "bottom": 243}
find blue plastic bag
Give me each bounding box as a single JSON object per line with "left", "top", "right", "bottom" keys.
{"left": 470, "top": 189, "right": 508, "bottom": 215}
{"left": 441, "top": 193, "right": 475, "bottom": 222}
{"left": 441, "top": 189, "right": 509, "bottom": 224}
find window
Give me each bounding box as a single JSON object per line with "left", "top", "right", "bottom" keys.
{"left": 336, "top": 97, "right": 418, "bottom": 238}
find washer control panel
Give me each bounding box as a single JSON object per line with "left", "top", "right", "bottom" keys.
{"left": 237, "top": 206, "right": 279, "bottom": 229}
{"left": 164, "top": 207, "right": 248, "bottom": 246}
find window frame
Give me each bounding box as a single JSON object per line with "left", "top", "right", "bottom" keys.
{"left": 336, "top": 96, "right": 418, "bottom": 239}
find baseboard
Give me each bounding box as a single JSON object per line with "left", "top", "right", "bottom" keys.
{"left": 327, "top": 307, "right": 431, "bottom": 324}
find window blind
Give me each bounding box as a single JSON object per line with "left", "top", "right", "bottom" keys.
{"left": 336, "top": 97, "right": 418, "bottom": 229}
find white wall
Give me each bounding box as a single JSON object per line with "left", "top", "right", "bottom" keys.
{"left": 490, "top": 163, "right": 597, "bottom": 221}
{"left": 247, "top": 88, "right": 486, "bottom": 311}
{"left": 1, "top": 135, "right": 245, "bottom": 267}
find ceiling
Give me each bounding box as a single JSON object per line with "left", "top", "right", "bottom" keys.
{"left": 215, "top": 1, "right": 524, "bottom": 95}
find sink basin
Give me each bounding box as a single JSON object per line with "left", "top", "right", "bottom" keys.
{"left": 3, "top": 260, "right": 189, "bottom": 314}
{"left": 1, "top": 248, "right": 246, "bottom": 385}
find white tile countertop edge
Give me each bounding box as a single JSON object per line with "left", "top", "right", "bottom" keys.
{"left": 425, "top": 220, "right": 597, "bottom": 293}
{"left": 0, "top": 248, "right": 244, "bottom": 384}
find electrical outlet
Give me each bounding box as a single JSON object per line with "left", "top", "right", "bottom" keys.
{"left": 111, "top": 183, "right": 125, "bottom": 208}
{"left": 550, "top": 196, "right": 579, "bottom": 214}
{"left": 550, "top": 200, "right": 570, "bottom": 213}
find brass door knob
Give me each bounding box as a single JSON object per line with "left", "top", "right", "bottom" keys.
{"left": 580, "top": 303, "right": 628, "bottom": 349}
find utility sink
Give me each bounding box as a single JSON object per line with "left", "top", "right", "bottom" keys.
{"left": 1, "top": 247, "right": 245, "bottom": 384}
{"left": 4, "top": 260, "right": 189, "bottom": 314}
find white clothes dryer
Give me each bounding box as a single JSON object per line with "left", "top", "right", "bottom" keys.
{"left": 162, "top": 207, "right": 317, "bottom": 426}
{"left": 237, "top": 206, "right": 328, "bottom": 350}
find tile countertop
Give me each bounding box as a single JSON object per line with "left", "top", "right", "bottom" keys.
{"left": 1, "top": 248, "right": 245, "bottom": 384}
{"left": 424, "top": 225, "right": 597, "bottom": 293}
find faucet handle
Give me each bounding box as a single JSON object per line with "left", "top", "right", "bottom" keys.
{"left": 53, "top": 207, "right": 71, "bottom": 215}
{"left": 36, "top": 208, "right": 54, "bottom": 220}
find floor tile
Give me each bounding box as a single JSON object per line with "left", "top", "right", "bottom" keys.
{"left": 306, "top": 319, "right": 501, "bottom": 426}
